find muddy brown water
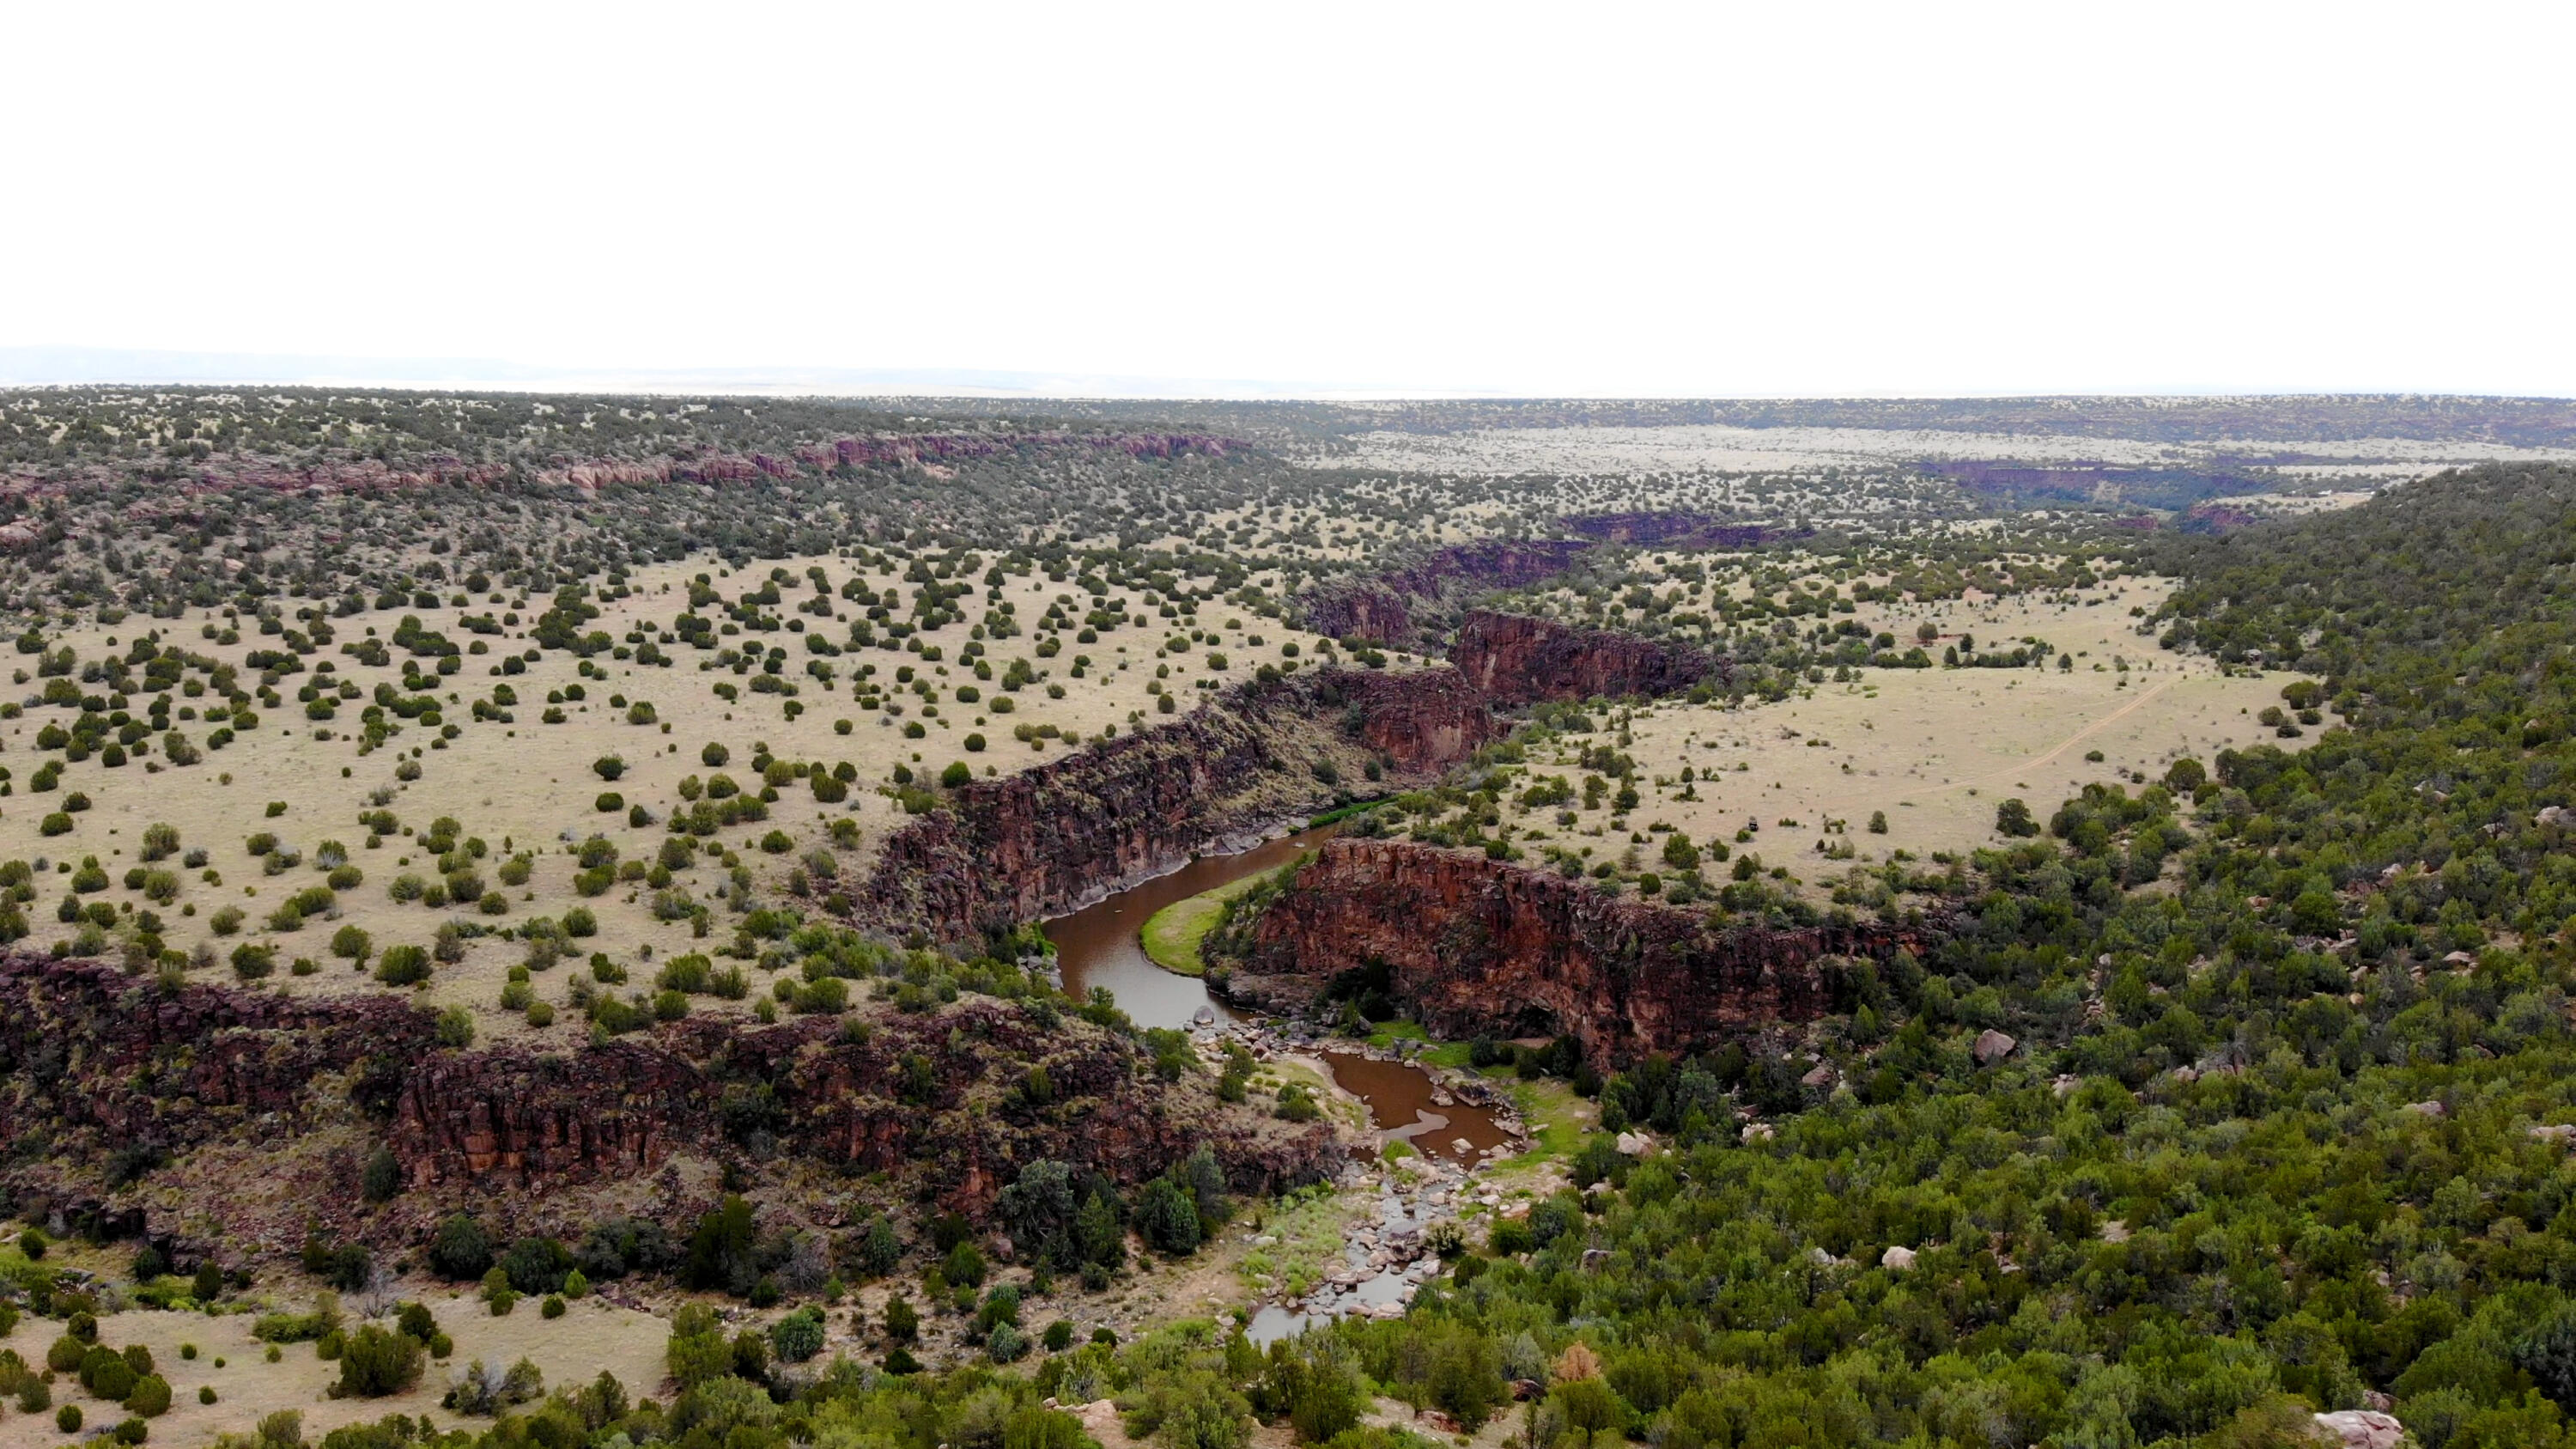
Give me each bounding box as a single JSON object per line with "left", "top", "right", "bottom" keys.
{"left": 1043, "top": 825, "right": 1340, "bottom": 1031}
{"left": 1042, "top": 825, "right": 1510, "bottom": 1166}
{"left": 1317, "top": 1050, "right": 1512, "bottom": 1165}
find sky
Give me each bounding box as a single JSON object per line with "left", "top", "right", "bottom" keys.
{"left": 5, "top": 1, "right": 2571, "bottom": 398}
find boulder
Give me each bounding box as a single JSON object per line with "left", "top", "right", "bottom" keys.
{"left": 1881, "top": 1245, "right": 1917, "bottom": 1271}
{"left": 2310, "top": 1410, "right": 2405, "bottom": 1449}
{"left": 1972, "top": 1029, "right": 2018, "bottom": 1066}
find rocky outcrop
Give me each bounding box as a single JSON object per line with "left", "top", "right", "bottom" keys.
{"left": 386, "top": 1001, "right": 1337, "bottom": 1213}
{"left": 0, "top": 954, "right": 434, "bottom": 1153}
{"left": 1451, "top": 609, "right": 1718, "bottom": 704}
{"left": 1302, "top": 540, "right": 1592, "bottom": 645}
{"left": 0, "top": 953, "right": 1344, "bottom": 1255}
{"left": 389, "top": 1039, "right": 704, "bottom": 1190}
{"left": 857, "top": 667, "right": 1497, "bottom": 942}
{"left": 1223, "top": 838, "right": 1941, "bottom": 1062}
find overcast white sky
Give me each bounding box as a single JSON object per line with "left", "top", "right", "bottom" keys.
{"left": 5, "top": 1, "right": 2569, "bottom": 397}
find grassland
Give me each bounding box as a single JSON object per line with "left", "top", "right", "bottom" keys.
{"left": 1139, "top": 871, "right": 1279, "bottom": 976}
{"left": 0, "top": 548, "right": 1372, "bottom": 1042}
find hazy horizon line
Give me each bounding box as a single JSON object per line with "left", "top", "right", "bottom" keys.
{"left": 2, "top": 344, "right": 2569, "bottom": 405}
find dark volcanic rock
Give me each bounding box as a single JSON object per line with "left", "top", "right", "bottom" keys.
{"left": 856, "top": 667, "right": 1497, "bottom": 942}
{"left": 1224, "top": 837, "right": 1942, "bottom": 1062}
{"left": 390, "top": 1039, "right": 705, "bottom": 1190}
{"left": 0, "top": 953, "right": 434, "bottom": 1151}
{"left": 386, "top": 1002, "right": 1339, "bottom": 1214}
{"left": 1302, "top": 539, "right": 1593, "bottom": 645}
{"left": 1451, "top": 609, "right": 1718, "bottom": 703}
{"left": 0, "top": 954, "right": 1345, "bottom": 1255}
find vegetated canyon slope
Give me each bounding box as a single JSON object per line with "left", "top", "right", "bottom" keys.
{"left": 1297, "top": 539, "right": 1592, "bottom": 651}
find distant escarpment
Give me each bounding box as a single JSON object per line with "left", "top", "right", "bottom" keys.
{"left": 1218, "top": 838, "right": 1942, "bottom": 1062}
{"left": 1301, "top": 539, "right": 1593, "bottom": 647}
{"left": 1451, "top": 609, "right": 1720, "bottom": 704}
{"left": 856, "top": 666, "right": 1498, "bottom": 942}
{"left": 0, "top": 955, "right": 1336, "bottom": 1259}
{"left": 1561, "top": 511, "right": 1783, "bottom": 549}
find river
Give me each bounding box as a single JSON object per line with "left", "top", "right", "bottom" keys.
{"left": 1043, "top": 824, "right": 1340, "bottom": 1032}
{"left": 1041, "top": 824, "right": 1510, "bottom": 1166}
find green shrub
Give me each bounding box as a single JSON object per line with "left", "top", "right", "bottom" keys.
{"left": 125, "top": 1374, "right": 170, "bottom": 1417}
{"left": 428, "top": 1215, "right": 492, "bottom": 1281}
{"left": 336, "top": 1326, "right": 422, "bottom": 1397}
{"left": 375, "top": 944, "right": 431, "bottom": 986}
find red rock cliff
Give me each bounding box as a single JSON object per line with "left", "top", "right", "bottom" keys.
{"left": 386, "top": 1002, "right": 1336, "bottom": 1214}
{"left": 1225, "top": 837, "right": 1941, "bottom": 1062}
{"left": 857, "top": 666, "right": 1497, "bottom": 941}
{"left": 1451, "top": 609, "right": 1719, "bottom": 704}
{"left": 0, "top": 956, "right": 1343, "bottom": 1256}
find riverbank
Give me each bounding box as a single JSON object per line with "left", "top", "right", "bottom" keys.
{"left": 1140, "top": 868, "right": 1281, "bottom": 975}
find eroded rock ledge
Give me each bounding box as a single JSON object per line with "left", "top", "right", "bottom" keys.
{"left": 1219, "top": 837, "right": 1942, "bottom": 1063}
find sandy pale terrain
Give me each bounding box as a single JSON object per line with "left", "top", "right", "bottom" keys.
{"left": 1505, "top": 585, "right": 2312, "bottom": 866}
{"left": 0, "top": 1290, "right": 669, "bottom": 1449}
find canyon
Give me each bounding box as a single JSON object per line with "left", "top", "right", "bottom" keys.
{"left": 856, "top": 665, "right": 1498, "bottom": 942}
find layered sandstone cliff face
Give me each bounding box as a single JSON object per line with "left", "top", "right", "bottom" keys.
{"left": 1450, "top": 610, "right": 1718, "bottom": 704}
{"left": 1301, "top": 540, "right": 1594, "bottom": 646}
{"left": 1224, "top": 838, "right": 1940, "bottom": 1062}
{"left": 857, "top": 666, "right": 1497, "bottom": 941}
